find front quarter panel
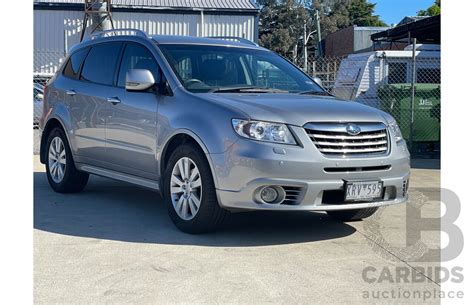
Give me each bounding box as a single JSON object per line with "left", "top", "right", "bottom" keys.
{"left": 156, "top": 90, "right": 246, "bottom": 171}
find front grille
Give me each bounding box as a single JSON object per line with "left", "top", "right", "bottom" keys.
{"left": 305, "top": 122, "right": 389, "bottom": 156}
{"left": 324, "top": 165, "right": 391, "bottom": 173}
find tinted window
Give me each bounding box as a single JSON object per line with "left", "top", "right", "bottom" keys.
{"left": 63, "top": 48, "right": 89, "bottom": 79}
{"left": 117, "top": 43, "right": 161, "bottom": 88}
{"left": 80, "top": 42, "right": 122, "bottom": 85}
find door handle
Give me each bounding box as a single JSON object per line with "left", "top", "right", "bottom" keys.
{"left": 66, "top": 89, "right": 76, "bottom": 96}
{"left": 107, "top": 97, "right": 121, "bottom": 105}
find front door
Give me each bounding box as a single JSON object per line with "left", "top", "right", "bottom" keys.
{"left": 105, "top": 42, "right": 161, "bottom": 180}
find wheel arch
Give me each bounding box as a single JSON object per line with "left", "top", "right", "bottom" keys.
{"left": 159, "top": 130, "right": 220, "bottom": 190}
{"left": 40, "top": 118, "right": 69, "bottom": 164}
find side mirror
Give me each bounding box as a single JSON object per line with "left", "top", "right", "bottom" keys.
{"left": 126, "top": 69, "right": 155, "bottom": 91}
{"left": 36, "top": 93, "right": 44, "bottom": 100}
{"left": 313, "top": 77, "right": 323, "bottom": 87}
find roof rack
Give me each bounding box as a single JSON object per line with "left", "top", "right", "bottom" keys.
{"left": 86, "top": 29, "right": 148, "bottom": 41}
{"left": 206, "top": 36, "right": 258, "bottom": 46}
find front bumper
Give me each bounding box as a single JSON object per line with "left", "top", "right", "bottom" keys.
{"left": 210, "top": 126, "right": 410, "bottom": 212}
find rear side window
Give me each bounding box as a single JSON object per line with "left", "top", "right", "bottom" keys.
{"left": 80, "top": 42, "right": 122, "bottom": 85}
{"left": 117, "top": 43, "right": 161, "bottom": 88}
{"left": 63, "top": 48, "right": 89, "bottom": 79}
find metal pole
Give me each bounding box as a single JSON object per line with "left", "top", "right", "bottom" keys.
{"left": 303, "top": 20, "right": 308, "bottom": 72}
{"left": 63, "top": 30, "right": 68, "bottom": 57}
{"left": 80, "top": 13, "right": 89, "bottom": 42}
{"left": 410, "top": 37, "right": 417, "bottom": 151}
{"left": 200, "top": 10, "right": 205, "bottom": 37}
{"left": 316, "top": 10, "right": 322, "bottom": 56}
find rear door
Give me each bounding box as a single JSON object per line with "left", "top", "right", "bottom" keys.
{"left": 71, "top": 42, "right": 123, "bottom": 165}
{"left": 104, "top": 42, "right": 161, "bottom": 179}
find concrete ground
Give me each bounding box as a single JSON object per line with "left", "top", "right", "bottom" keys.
{"left": 34, "top": 155, "right": 441, "bottom": 304}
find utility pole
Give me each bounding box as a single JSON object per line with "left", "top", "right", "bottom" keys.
{"left": 315, "top": 10, "right": 322, "bottom": 56}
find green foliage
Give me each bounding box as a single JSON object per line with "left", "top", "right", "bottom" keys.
{"left": 257, "top": 0, "right": 387, "bottom": 56}
{"left": 417, "top": 0, "right": 441, "bottom": 17}
{"left": 348, "top": 0, "right": 387, "bottom": 26}
{"left": 258, "top": 0, "right": 310, "bottom": 55}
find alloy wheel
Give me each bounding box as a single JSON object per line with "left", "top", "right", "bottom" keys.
{"left": 48, "top": 136, "right": 66, "bottom": 183}
{"left": 170, "top": 157, "right": 202, "bottom": 220}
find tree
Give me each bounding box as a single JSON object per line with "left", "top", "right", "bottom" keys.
{"left": 417, "top": 0, "right": 441, "bottom": 17}
{"left": 258, "top": 0, "right": 309, "bottom": 56}
{"left": 309, "top": 0, "right": 386, "bottom": 37}
{"left": 257, "top": 0, "right": 387, "bottom": 57}
{"left": 347, "top": 0, "right": 387, "bottom": 26}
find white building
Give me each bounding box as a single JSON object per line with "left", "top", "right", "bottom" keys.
{"left": 34, "top": 0, "right": 259, "bottom": 76}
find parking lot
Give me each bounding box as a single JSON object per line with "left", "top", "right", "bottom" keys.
{"left": 34, "top": 152, "right": 440, "bottom": 304}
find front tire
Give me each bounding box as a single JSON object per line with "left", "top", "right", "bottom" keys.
{"left": 45, "top": 127, "right": 89, "bottom": 193}
{"left": 164, "top": 144, "right": 230, "bottom": 234}
{"left": 326, "top": 207, "right": 378, "bottom": 222}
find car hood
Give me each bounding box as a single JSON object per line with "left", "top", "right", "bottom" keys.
{"left": 200, "top": 93, "right": 387, "bottom": 126}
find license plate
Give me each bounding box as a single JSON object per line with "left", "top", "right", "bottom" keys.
{"left": 344, "top": 181, "right": 383, "bottom": 201}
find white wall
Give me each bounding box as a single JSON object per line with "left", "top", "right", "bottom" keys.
{"left": 34, "top": 9, "right": 256, "bottom": 75}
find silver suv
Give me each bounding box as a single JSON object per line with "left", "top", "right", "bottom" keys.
{"left": 40, "top": 30, "right": 410, "bottom": 233}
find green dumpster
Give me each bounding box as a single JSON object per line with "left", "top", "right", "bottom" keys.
{"left": 378, "top": 84, "right": 440, "bottom": 142}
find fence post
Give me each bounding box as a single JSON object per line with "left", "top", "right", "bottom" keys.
{"left": 303, "top": 20, "right": 308, "bottom": 72}
{"left": 63, "top": 30, "right": 68, "bottom": 57}
{"left": 409, "top": 38, "right": 417, "bottom": 151}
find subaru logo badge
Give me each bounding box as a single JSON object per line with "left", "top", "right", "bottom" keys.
{"left": 346, "top": 123, "right": 361, "bottom": 135}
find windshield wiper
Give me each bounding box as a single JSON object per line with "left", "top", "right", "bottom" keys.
{"left": 298, "top": 90, "right": 332, "bottom": 96}
{"left": 210, "top": 86, "right": 288, "bottom": 93}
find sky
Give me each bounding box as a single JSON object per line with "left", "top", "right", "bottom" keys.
{"left": 373, "top": 0, "right": 435, "bottom": 25}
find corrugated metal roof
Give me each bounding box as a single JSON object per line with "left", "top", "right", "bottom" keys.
{"left": 397, "top": 16, "right": 429, "bottom": 26}
{"left": 34, "top": 0, "right": 258, "bottom": 10}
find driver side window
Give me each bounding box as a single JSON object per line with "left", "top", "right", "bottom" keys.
{"left": 117, "top": 43, "right": 161, "bottom": 88}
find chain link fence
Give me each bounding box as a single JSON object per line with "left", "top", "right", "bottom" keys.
{"left": 33, "top": 51, "right": 65, "bottom": 154}
{"left": 288, "top": 51, "right": 440, "bottom": 158}
{"left": 34, "top": 46, "right": 440, "bottom": 158}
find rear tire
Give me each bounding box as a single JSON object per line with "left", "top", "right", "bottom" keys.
{"left": 326, "top": 207, "right": 378, "bottom": 221}
{"left": 45, "top": 127, "right": 89, "bottom": 193}
{"left": 164, "top": 143, "right": 230, "bottom": 234}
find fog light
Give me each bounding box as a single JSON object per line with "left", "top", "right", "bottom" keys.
{"left": 261, "top": 186, "right": 279, "bottom": 203}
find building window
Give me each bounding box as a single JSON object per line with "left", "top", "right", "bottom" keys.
{"left": 388, "top": 62, "right": 407, "bottom": 84}
{"left": 417, "top": 68, "right": 441, "bottom": 84}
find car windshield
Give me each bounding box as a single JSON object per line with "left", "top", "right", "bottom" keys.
{"left": 159, "top": 44, "right": 326, "bottom": 94}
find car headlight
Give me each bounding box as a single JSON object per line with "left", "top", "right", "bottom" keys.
{"left": 388, "top": 120, "right": 403, "bottom": 142}
{"left": 232, "top": 119, "right": 297, "bottom": 145}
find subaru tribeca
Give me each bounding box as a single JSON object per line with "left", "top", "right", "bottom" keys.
{"left": 40, "top": 30, "right": 410, "bottom": 233}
